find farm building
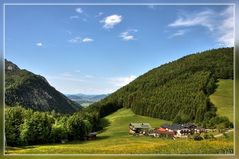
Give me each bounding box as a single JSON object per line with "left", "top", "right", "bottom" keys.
{"left": 129, "top": 123, "right": 152, "bottom": 135}
{"left": 86, "top": 132, "right": 97, "bottom": 140}
{"left": 160, "top": 123, "right": 198, "bottom": 137}
{"left": 182, "top": 123, "right": 197, "bottom": 131}
{"left": 148, "top": 128, "right": 175, "bottom": 139}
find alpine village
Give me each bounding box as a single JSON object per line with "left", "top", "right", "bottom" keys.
{"left": 5, "top": 47, "right": 234, "bottom": 154}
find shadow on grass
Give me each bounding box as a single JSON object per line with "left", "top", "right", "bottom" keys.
{"left": 6, "top": 146, "right": 36, "bottom": 149}
{"left": 95, "top": 135, "right": 111, "bottom": 140}
{"left": 66, "top": 135, "right": 111, "bottom": 145}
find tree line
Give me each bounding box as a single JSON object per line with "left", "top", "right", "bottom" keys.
{"left": 5, "top": 106, "right": 102, "bottom": 146}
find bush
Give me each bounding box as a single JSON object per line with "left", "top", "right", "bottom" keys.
{"left": 50, "top": 124, "right": 68, "bottom": 143}
{"left": 206, "top": 116, "right": 233, "bottom": 129}
{"left": 193, "top": 133, "right": 203, "bottom": 141}
{"left": 67, "top": 113, "right": 91, "bottom": 140}
{"left": 5, "top": 106, "right": 26, "bottom": 146}
{"left": 20, "top": 112, "right": 53, "bottom": 145}
{"left": 203, "top": 133, "right": 215, "bottom": 140}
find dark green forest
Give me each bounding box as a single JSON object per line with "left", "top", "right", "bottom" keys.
{"left": 87, "top": 47, "right": 233, "bottom": 126}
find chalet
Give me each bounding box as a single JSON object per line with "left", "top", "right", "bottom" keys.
{"left": 182, "top": 123, "right": 197, "bottom": 131}
{"left": 160, "top": 123, "right": 196, "bottom": 137}
{"left": 195, "top": 126, "right": 207, "bottom": 133}
{"left": 181, "top": 123, "right": 207, "bottom": 133}
{"left": 149, "top": 128, "right": 175, "bottom": 139}
{"left": 129, "top": 123, "right": 152, "bottom": 135}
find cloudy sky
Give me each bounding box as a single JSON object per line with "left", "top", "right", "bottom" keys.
{"left": 5, "top": 4, "right": 234, "bottom": 94}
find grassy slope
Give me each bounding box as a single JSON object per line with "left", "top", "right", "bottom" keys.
{"left": 209, "top": 79, "right": 233, "bottom": 122}
{"left": 7, "top": 108, "right": 233, "bottom": 154}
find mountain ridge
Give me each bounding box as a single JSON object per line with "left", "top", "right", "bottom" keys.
{"left": 5, "top": 59, "right": 81, "bottom": 114}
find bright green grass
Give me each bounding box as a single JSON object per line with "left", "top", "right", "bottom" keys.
{"left": 210, "top": 79, "right": 233, "bottom": 122}
{"left": 7, "top": 108, "right": 233, "bottom": 154}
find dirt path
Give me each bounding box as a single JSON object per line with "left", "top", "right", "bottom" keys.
{"left": 214, "top": 129, "right": 233, "bottom": 138}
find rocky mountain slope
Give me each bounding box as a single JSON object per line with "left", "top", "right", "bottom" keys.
{"left": 5, "top": 60, "right": 80, "bottom": 114}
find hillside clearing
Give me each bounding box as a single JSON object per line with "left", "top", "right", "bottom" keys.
{"left": 210, "top": 79, "right": 233, "bottom": 122}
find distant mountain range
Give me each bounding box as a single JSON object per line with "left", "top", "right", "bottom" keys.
{"left": 66, "top": 93, "right": 108, "bottom": 106}
{"left": 5, "top": 59, "right": 81, "bottom": 114}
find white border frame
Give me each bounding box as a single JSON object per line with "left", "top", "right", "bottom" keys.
{"left": 2, "top": 2, "right": 236, "bottom": 157}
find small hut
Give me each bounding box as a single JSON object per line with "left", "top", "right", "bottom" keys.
{"left": 86, "top": 132, "right": 97, "bottom": 140}
{"left": 129, "top": 123, "right": 152, "bottom": 135}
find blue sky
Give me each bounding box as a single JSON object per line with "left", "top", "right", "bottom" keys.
{"left": 4, "top": 4, "right": 234, "bottom": 94}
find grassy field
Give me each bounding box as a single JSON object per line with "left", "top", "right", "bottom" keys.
{"left": 7, "top": 108, "right": 233, "bottom": 154}
{"left": 209, "top": 79, "right": 233, "bottom": 122}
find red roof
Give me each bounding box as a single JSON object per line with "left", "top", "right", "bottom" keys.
{"left": 159, "top": 127, "right": 167, "bottom": 132}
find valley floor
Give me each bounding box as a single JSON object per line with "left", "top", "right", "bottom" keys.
{"left": 6, "top": 108, "right": 234, "bottom": 155}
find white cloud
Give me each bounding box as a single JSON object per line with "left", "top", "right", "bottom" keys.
{"left": 168, "top": 29, "right": 188, "bottom": 38}
{"left": 68, "top": 37, "right": 94, "bottom": 43}
{"left": 68, "top": 37, "right": 81, "bottom": 43}
{"left": 70, "top": 15, "right": 79, "bottom": 19}
{"left": 45, "top": 73, "right": 137, "bottom": 94}
{"left": 217, "top": 6, "right": 234, "bottom": 46}
{"left": 120, "top": 29, "right": 138, "bottom": 41}
{"left": 36, "top": 42, "right": 43, "bottom": 47}
{"left": 95, "top": 12, "right": 104, "bottom": 17}
{"left": 82, "top": 37, "right": 94, "bottom": 43}
{"left": 110, "top": 75, "right": 137, "bottom": 87}
{"left": 168, "top": 6, "right": 234, "bottom": 46}
{"left": 100, "top": 14, "right": 122, "bottom": 29}
{"left": 168, "top": 10, "right": 215, "bottom": 31}
{"left": 129, "top": 29, "right": 138, "bottom": 32}
{"left": 120, "top": 32, "right": 134, "bottom": 41}
{"left": 75, "top": 8, "right": 83, "bottom": 13}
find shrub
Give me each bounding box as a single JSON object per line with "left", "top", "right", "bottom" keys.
{"left": 5, "top": 106, "right": 26, "bottom": 146}
{"left": 203, "top": 133, "right": 215, "bottom": 140}
{"left": 193, "top": 133, "right": 203, "bottom": 141}
{"left": 67, "top": 113, "right": 91, "bottom": 140}
{"left": 50, "top": 124, "right": 68, "bottom": 143}
{"left": 207, "top": 116, "right": 233, "bottom": 129}
{"left": 20, "top": 112, "right": 53, "bottom": 145}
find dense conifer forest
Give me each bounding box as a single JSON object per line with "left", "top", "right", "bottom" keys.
{"left": 87, "top": 47, "right": 233, "bottom": 126}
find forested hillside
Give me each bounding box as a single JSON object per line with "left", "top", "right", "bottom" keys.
{"left": 87, "top": 48, "right": 233, "bottom": 125}
{"left": 5, "top": 60, "right": 80, "bottom": 114}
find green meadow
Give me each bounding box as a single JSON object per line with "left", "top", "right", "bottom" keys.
{"left": 7, "top": 108, "right": 233, "bottom": 154}
{"left": 210, "top": 79, "right": 233, "bottom": 122}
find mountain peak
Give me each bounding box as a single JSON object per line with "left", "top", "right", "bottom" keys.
{"left": 5, "top": 59, "right": 81, "bottom": 114}
{"left": 5, "top": 59, "right": 20, "bottom": 71}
